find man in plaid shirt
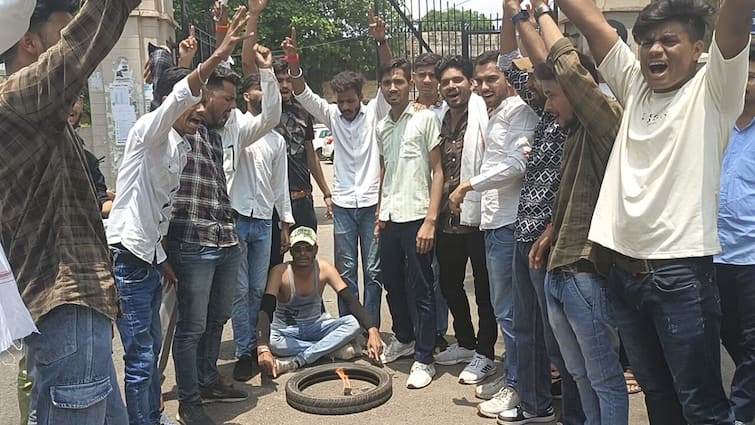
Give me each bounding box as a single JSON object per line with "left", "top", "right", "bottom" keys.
{"left": 0, "top": 0, "right": 142, "bottom": 423}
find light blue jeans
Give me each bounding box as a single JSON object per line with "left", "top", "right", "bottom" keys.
{"left": 546, "top": 267, "right": 627, "bottom": 425}
{"left": 231, "top": 218, "right": 273, "bottom": 358}
{"left": 485, "top": 224, "right": 518, "bottom": 387}
{"left": 167, "top": 241, "right": 241, "bottom": 404}
{"left": 25, "top": 304, "right": 128, "bottom": 425}
{"left": 333, "top": 204, "right": 382, "bottom": 326}
{"left": 270, "top": 314, "right": 361, "bottom": 365}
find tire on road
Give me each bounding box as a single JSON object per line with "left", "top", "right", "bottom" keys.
{"left": 285, "top": 363, "right": 392, "bottom": 415}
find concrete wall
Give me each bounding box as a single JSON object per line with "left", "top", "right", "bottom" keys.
{"left": 87, "top": 1, "right": 177, "bottom": 188}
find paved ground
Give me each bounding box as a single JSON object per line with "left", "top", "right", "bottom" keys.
{"left": 0, "top": 162, "right": 735, "bottom": 424}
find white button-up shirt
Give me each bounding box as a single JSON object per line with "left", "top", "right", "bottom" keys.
{"left": 295, "top": 85, "right": 389, "bottom": 208}
{"left": 469, "top": 95, "right": 538, "bottom": 230}
{"left": 106, "top": 76, "right": 200, "bottom": 263}
{"left": 222, "top": 68, "right": 282, "bottom": 184}
{"left": 228, "top": 122, "right": 294, "bottom": 223}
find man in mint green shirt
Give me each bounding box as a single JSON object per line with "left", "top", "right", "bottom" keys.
{"left": 374, "top": 58, "right": 444, "bottom": 390}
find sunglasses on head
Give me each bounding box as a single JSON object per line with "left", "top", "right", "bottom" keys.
{"left": 291, "top": 244, "right": 315, "bottom": 254}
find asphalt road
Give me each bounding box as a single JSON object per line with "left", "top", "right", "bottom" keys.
{"left": 0, "top": 162, "right": 735, "bottom": 425}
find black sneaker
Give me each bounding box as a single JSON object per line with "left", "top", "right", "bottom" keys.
{"left": 176, "top": 402, "right": 216, "bottom": 425}
{"left": 497, "top": 405, "right": 557, "bottom": 425}
{"left": 551, "top": 377, "right": 562, "bottom": 399}
{"left": 200, "top": 380, "right": 248, "bottom": 403}
{"left": 233, "top": 355, "right": 254, "bottom": 382}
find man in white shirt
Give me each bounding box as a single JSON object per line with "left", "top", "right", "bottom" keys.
{"left": 557, "top": 0, "right": 752, "bottom": 423}
{"left": 281, "top": 25, "right": 390, "bottom": 328}
{"left": 449, "top": 50, "right": 538, "bottom": 410}
{"left": 106, "top": 11, "right": 252, "bottom": 425}
{"left": 229, "top": 72, "right": 294, "bottom": 382}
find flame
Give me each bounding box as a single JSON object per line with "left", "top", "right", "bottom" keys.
{"left": 335, "top": 367, "right": 352, "bottom": 395}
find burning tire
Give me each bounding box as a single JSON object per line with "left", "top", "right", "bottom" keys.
{"left": 285, "top": 363, "right": 393, "bottom": 415}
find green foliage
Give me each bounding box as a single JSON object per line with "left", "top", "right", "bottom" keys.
{"left": 419, "top": 8, "right": 492, "bottom": 32}
{"left": 173, "top": 0, "right": 380, "bottom": 93}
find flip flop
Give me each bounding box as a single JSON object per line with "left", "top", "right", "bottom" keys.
{"left": 625, "top": 370, "right": 642, "bottom": 394}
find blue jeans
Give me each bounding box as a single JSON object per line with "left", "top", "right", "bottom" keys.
{"left": 231, "top": 218, "right": 273, "bottom": 358}
{"left": 433, "top": 257, "right": 449, "bottom": 335}
{"left": 112, "top": 247, "right": 163, "bottom": 425}
{"left": 380, "top": 220, "right": 436, "bottom": 364}
{"left": 270, "top": 314, "right": 361, "bottom": 364}
{"left": 716, "top": 263, "right": 755, "bottom": 423}
{"left": 609, "top": 258, "right": 734, "bottom": 425}
{"left": 167, "top": 241, "right": 241, "bottom": 403}
{"left": 485, "top": 225, "right": 517, "bottom": 384}
{"left": 25, "top": 304, "right": 128, "bottom": 425}
{"left": 513, "top": 241, "right": 584, "bottom": 424}
{"left": 333, "top": 204, "right": 382, "bottom": 326}
{"left": 546, "top": 267, "right": 627, "bottom": 425}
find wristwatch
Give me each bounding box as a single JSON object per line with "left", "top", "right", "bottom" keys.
{"left": 511, "top": 10, "right": 530, "bottom": 26}
{"left": 534, "top": 4, "right": 552, "bottom": 21}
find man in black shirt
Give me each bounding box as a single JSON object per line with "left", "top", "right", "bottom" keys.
{"left": 270, "top": 58, "right": 333, "bottom": 268}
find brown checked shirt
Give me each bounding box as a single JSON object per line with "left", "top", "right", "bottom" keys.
{"left": 545, "top": 39, "right": 623, "bottom": 275}
{"left": 0, "top": 0, "right": 141, "bottom": 323}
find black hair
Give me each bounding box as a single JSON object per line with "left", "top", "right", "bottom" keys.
{"left": 632, "top": 0, "right": 713, "bottom": 43}
{"left": 273, "top": 58, "right": 289, "bottom": 75}
{"left": 533, "top": 63, "right": 556, "bottom": 81}
{"left": 413, "top": 52, "right": 441, "bottom": 70}
{"left": 207, "top": 64, "right": 242, "bottom": 91}
{"left": 475, "top": 50, "right": 500, "bottom": 68}
{"left": 152, "top": 67, "right": 192, "bottom": 110}
{"left": 380, "top": 58, "right": 412, "bottom": 81}
{"left": 330, "top": 71, "right": 365, "bottom": 97}
{"left": 2, "top": 0, "right": 80, "bottom": 61}
{"left": 241, "top": 73, "right": 261, "bottom": 93}
{"left": 435, "top": 55, "right": 473, "bottom": 81}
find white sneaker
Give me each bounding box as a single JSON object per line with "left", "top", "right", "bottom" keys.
{"left": 380, "top": 335, "right": 415, "bottom": 364}
{"left": 477, "top": 386, "right": 520, "bottom": 418}
{"left": 406, "top": 361, "right": 436, "bottom": 389}
{"left": 160, "top": 412, "right": 178, "bottom": 425}
{"left": 476, "top": 373, "right": 507, "bottom": 399}
{"left": 459, "top": 353, "right": 496, "bottom": 384}
{"left": 434, "top": 343, "right": 475, "bottom": 365}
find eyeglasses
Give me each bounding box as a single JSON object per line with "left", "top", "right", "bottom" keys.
{"left": 291, "top": 244, "right": 315, "bottom": 254}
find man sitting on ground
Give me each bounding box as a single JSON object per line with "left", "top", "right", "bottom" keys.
{"left": 256, "top": 227, "right": 384, "bottom": 377}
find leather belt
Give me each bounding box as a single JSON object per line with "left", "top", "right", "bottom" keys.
{"left": 290, "top": 190, "right": 312, "bottom": 201}
{"left": 112, "top": 244, "right": 156, "bottom": 268}
{"left": 612, "top": 253, "right": 709, "bottom": 275}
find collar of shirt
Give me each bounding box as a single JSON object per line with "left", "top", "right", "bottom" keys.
{"left": 387, "top": 102, "right": 416, "bottom": 123}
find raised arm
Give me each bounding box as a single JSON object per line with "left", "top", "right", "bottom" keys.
{"left": 282, "top": 27, "right": 307, "bottom": 96}
{"left": 506, "top": 0, "right": 548, "bottom": 66}
{"left": 211, "top": 1, "right": 230, "bottom": 50}
{"left": 500, "top": 0, "right": 519, "bottom": 54}
{"left": 177, "top": 25, "right": 198, "bottom": 69}
{"left": 1, "top": 0, "right": 142, "bottom": 126}
{"left": 241, "top": 0, "right": 267, "bottom": 76}
{"left": 369, "top": 6, "right": 393, "bottom": 67}
{"left": 238, "top": 45, "right": 282, "bottom": 148}
{"left": 715, "top": 0, "right": 753, "bottom": 59}
{"left": 550, "top": 0, "right": 618, "bottom": 65}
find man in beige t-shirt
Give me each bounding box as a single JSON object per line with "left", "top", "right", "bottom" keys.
{"left": 555, "top": 0, "right": 752, "bottom": 423}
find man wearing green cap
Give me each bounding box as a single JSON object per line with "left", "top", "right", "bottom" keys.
{"left": 256, "top": 227, "right": 385, "bottom": 377}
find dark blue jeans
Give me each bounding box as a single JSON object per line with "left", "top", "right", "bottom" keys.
{"left": 167, "top": 241, "right": 241, "bottom": 404}
{"left": 608, "top": 257, "right": 734, "bottom": 425}
{"left": 380, "top": 220, "right": 436, "bottom": 364}
{"left": 112, "top": 247, "right": 163, "bottom": 425}
{"left": 715, "top": 263, "right": 755, "bottom": 423}
{"left": 513, "top": 241, "right": 584, "bottom": 424}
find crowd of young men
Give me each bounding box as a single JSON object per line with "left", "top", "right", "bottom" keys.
{"left": 1, "top": 0, "right": 754, "bottom": 424}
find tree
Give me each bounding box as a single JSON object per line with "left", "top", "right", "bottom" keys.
{"left": 173, "top": 0, "right": 379, "bottom": 93}
{"left": 420, "top": 8, "right": 493, "bottom": 32}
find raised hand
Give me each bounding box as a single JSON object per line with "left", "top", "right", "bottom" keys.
{"left": 503, "top": 0, "right": 521, "bottom": 17}
{"left": 368, "top": 5, "right": 387, "bottom": 42}
{"left": 178, "top": 25, "right": 198, "bottom": 63}
{"left": 212, "top": 0, "right": 229, "bottom": 24}
{"left": 252, "top": 44, "right": 272, "bottom": 69}
{"left": 214, "top": 6, "right": 253, "bottom": 59}
{"left": 281, "top": 27, "right": 299, "bottom": 59}
{"left": 247, "top": 0, "right": 268, "bottom": 15}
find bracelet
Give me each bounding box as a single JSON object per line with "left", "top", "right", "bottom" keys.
{"left": 196, "top": 62, "right": 209, "bottom": 86}
{"left": 511, "top": 10, "right": 530, "bottom": 26}
{"left": 534, "top": 5, "right": 552, "bottom": 21}
{"left": 215, "top": 24, "right": 229, "bottom": 33}
{"left": 323, "top": 193, "right": 332, "bottom": 199}
{"left": 288, "top": 67, "right": 303, "bottom": 79}
{"left": 284, "top": 53, "right": 300, "bottom": 63}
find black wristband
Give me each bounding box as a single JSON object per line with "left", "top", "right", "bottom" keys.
{"left": 337, "top": 287, "right": 376, "bottom": 330}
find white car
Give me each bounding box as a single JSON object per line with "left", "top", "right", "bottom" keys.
{"left": 312, "top": 124, "right": 333, "bottom": 161}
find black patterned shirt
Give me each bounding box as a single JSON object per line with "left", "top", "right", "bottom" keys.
{"left": 276, "top": 101, "right": 315, "bottom": 192}
{"left": 500, "top": 52, "right": 568, "bottom": 243}
{"left": 168, "top": 126, "right": 239, "bottom": 247}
